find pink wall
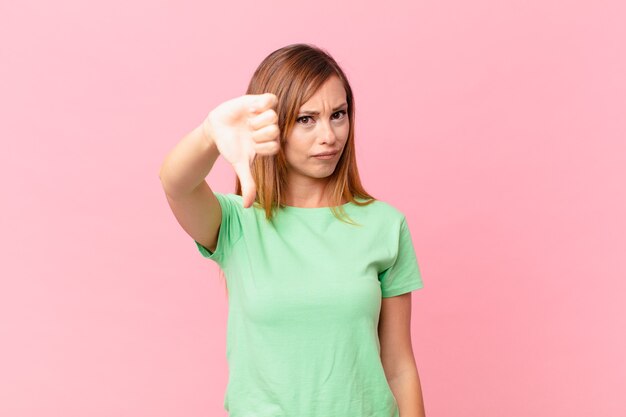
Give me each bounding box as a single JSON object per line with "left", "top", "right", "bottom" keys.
{"left": 1, "top": 0, "right": 624, "bottom": 416}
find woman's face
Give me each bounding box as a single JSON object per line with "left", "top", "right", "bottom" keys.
{"left": 283, "top": 75, "right": 350, "bottom": 181}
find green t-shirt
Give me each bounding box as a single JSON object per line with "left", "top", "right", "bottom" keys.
{"left": 195, "top": 192, "right": 424, "bottom": 417}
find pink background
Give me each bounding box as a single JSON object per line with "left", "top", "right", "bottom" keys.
{"left": 1, "top": 0, "right": 625, "bottom": 416}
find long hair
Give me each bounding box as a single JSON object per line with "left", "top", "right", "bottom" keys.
{"left": 235, "top": 43, "right": 376, "bottom": 224}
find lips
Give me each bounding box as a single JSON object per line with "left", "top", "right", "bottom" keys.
{"left": 312, "top": 151, "right": 338, "bottom": 157}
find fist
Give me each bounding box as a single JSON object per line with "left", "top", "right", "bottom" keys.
{"left": 203, "top": 93, "right": 281, "bottom": 208}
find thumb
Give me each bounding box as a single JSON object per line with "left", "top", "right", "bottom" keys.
{"left": 232, "top": 160, "right": 257, "bottom": 209}
{"left": 247, "top": 92, "right": 276, "bottom": 113}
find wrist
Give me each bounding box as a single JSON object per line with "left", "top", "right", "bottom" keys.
{"left": 200, "top": 117, "right": 220, "bottom": 151}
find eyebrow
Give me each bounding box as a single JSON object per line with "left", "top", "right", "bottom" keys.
{"left": 299, "top": 103, "right": 348, "bottom": 115}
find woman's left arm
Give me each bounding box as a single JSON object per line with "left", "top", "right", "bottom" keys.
{"left": 378, "top": 292, "right": 426, "bottom": 417}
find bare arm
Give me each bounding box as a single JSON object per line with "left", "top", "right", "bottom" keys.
{"left": 158, "top": 121, "right": 222, "bottom": 252}
{"left": 379, "top": 293, "right": 426, "bottom": 417}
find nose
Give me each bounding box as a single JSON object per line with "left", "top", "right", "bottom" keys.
{"left": 319, "top": 120, "right": 337, "bottom": 144}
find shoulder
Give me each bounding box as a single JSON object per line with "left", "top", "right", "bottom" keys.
{"left": 214, "top": 192, "right": 244, "bottom": 209}
{"left": 209, "top": 193, "right": 247, "bottom": 222}
{"left": 354, "top": 197, "right": 407, "bottom": 224}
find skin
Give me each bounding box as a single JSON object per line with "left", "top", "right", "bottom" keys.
{"left": 379, "top": 293, "right": 427, "bottom": 417}
{"left": 282, "top": 74, "right": 350, "bottom": 207}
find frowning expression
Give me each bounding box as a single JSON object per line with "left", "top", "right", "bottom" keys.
{"left": 283, "top": 74, "right": 349, "bottom": 180}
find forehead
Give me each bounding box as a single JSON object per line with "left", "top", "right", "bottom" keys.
{"left": 300, "top": 75, "right": 346, "bottom": 108}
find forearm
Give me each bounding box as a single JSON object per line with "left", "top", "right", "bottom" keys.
{"left": 159, "top": 120, "right": 220, "bottom": 198}
{"left": 387, "top": 366, "right": 426, "bottom": 417}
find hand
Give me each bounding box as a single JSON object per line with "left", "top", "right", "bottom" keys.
{"left": 203, "top": 93, "right": 280, "bottom": 208}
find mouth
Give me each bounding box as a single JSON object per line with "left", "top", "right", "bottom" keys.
{"left": 312, "top": 151, "right": 338, "bottom": 157}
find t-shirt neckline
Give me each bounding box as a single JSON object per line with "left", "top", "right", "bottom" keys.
{"left": 278, "top": 200, "right": 354, "bottom": 214}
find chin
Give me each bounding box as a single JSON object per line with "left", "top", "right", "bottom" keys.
{"left": 314, "top": 166, "right": 339, "bottom": 178}
{"left": 289, "top": 161, "right": 339, "bottom": 179}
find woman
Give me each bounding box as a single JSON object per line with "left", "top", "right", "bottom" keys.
{"left": 159, "top": 43, "right": 426, "bottom": 417}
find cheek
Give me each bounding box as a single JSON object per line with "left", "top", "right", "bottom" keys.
{"left": 285, "top": 134, "right": 314, "bottom": 157}
{"left": 334, "top": 123, "right": 349, "bottom": 143}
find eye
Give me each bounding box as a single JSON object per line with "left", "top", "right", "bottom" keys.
{"left": 296, "top": 115, "right": 313, "bottom": 125}
{"left": 332, "top": 110, "right": 347, "bottom": 120}
{"left": 296, "top": 110, "right": 347, "bottom": 125}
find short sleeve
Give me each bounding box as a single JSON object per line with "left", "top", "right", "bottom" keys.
{"left": 378, "top": 216, "right": 424, "bottom": 297}
{"left": 194, "top": 192, "right": 243, "bottom": 266}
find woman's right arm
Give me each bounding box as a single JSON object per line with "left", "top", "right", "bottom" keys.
{"left": 158, "top": 93, "right": 279, "bottom": 253}
{"left": 159, "top": 120, "right": 223, "bottom": 253}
